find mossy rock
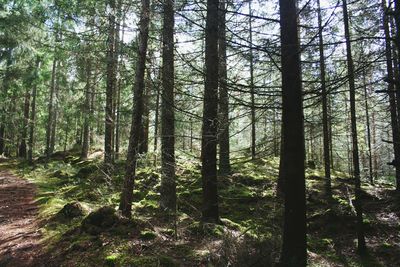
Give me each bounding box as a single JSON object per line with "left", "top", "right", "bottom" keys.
{"left": 188, "top": 222, "right": 224, "bottom": 237}
{"left": 56, "top": 202, "right": 86, "bottom": 220}
{"left": 76, "top": 164, "right": 98, "bottom": 178}
{"left": 81, "top": 206, "right": 119, "bottom": 235}
{"left": 140, "top": 230, "right": 157, "bottom": 240}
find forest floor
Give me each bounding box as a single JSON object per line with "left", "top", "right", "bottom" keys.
{"left": 0, "top": 159, "right": 42, "bottom": 266}
{"left": 0, "top": 151, "right": 399, "bottom": 266}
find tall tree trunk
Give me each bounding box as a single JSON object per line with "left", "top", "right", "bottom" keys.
{"left": 279, "top": 0, "right": 307, "bottom": 265}
{"left": 119, "top": 0, "right": 151, "bottom": 217}
{"left": 139, "top": 74, "right": 150, "bottom": 154}
{"left": 112, "top": 0, "right": 122, "bottom": 160}
{"left": 19, "top": 86, "right": 30, "bottom": 159}
{"left": 50, "top": 61, "right": 60, "bottom": 154}
{"left": 201, "top": 0, "right": 219, "bottom": 223}
{"left": 104, "top": 0, "right": 117, "bottom": 167}
{"left": 218, "top": 0, "right": 231, "bottom": 175}
{"left": 372, "top": 111, "right": 378, "bottom": 180}
{"left": 317, "top": 0, "right": 332, "bottom": 197}
{"left": 342, "top": 0, "right": 367, "bottom": 255}
{"left": 81, "top": 51, "right": 92, "bottom": 159}
{"left": 28, "top": 58, "right": 40, "bottom": 164}
{"left": 362, "top": 70, "right": 373, "bottom": 184}
{"left": 383, "top": 0, "right": 400, "bottom": 191}
{"left": 249, "top": 0, "right": 256, "bottom": 159}
{"left": 115, "top": 14, "right": 125, "bottom": 161}
{"left": 0, "top": 48, "right": 12, "bottom": 156}
{"left": 160, "top": 0, "right": 176, "bottom": 211}
{"left": 46, "top": 55, "right": 57, "bottom": 159}
{"left": 153, "top": 79, "right": 160, "bottom": 153}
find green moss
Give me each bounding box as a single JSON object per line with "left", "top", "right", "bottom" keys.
{"left": 140, "top": 230, "right": 157, "bottom": 240}
{"left": 188, "top": 222, "right": 224, "bottom": 237}
{"left": 122, "top": 256, "right": 176, "bottom": 267}
{"left": 105, "top": 254, "right": 120, "bottom": 267}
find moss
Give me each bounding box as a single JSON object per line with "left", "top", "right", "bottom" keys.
{"left": 105, "top": 254, "right": 120, "bottom": 267}
{"left": 188, "top": 222, "right": 224, "bottom": 237}
{"left": 55, "top": 202, "right": 86, "bottom": 220}
{"left": 122, "top": 256, "right": 176, "bottom": 267}
{"left": 81, "top": 206, "right": 119, "bottom": 235}
{"left": 220, "top": 218, "right": 244, "bottom": 232}
{"left": 140, "top": 230, "right": 157, "bottom": 240}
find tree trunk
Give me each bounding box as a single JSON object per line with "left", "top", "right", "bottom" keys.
{"left": 249, "top": 0, "right": 256, "bottom": 160}
{"left": 104, "top": 0, "right": 117, "bottom": 167}
{"left": 115, "top": 14, "right": 125, "bottom": 161}
{"left": 160, "top": 0, "right": 176, "bottom": 211}
{"left": 201, "top": 0, "right": 220, "bottom": 223}
{"left": 0, "top": 49, "right": 12, "bottom": 156}
{"left": 279, "top": 0, "right": 307, "bottom": 265}
{"left": 362, "top": 70, "right": 373, "bottom": 184}
{"left": 28, "top": 58, "right": 40, "bottom": 164}
{"left": 383, "top": 0, "right": 400, "bottom": 191}
{"left": 153, "top": 79, "right": 160, "bottom": 153}
{"left": 81, "top": 51, "right": 92, "bottom": 159}
{"left": 46, "top": 55, "right": 57, "bottom": 159}
{"left": 119, "top": 0, "right": 151, "bottom": 217}
{"left": 139, "top": 74, "right": 150, "bottom": 154}
{"left": 342, "top": 0, "right": 367, "bottom": 255}
{"left": 19, "top": 86, "right": 30, "bottom": 159}
{"left": 218, "top": 0, "right": 231, "bottom": 175}
{"left": 50, "top": 61, "right": 60, "bottom": 155}
{"left": 317, "top": 0, "right": 331, "bottom": 197}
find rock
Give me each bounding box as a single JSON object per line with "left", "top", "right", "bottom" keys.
{"left": 139, "top": 230, "right": 157, "bottom": 240}
{"left": 81, "top": 206, "right": 119, "bottom": 235}
{"left": 56, "top": 202, "right": 85, "bottom": 219}
{"left": 76, "top": 165, "right": 97, "bottom": 178}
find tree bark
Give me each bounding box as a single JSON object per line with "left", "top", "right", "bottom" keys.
{"left": 160, "top": 0, "right": 176, "bottom": 211}
{"left": 342, "top": 0, "right": 367, "bottom": 255}
{"left": 383, "top": 0, "right": 400, "bottom": 191}
{"left": 279, "top": 0, "right": 307, "bottom": 266}
{"left": 81, "top": 50, "right": 92, "bottom": 159}
{"left": 0, "top": 48, "right": 12, "bottom": 156}
{"left": 45, "top": 54, "right": 57, "bottom": 159}
{"left": 28, "top": 58, "right": 40, "bottom": 164}
{"left": 362, "top": 70, "right": 373, "bottom": 184}
{"left": 317, "top": 0, "right": 332, "bottom": 197}
{"left": 104, "top": 0, "right": 117, "bottom": 166}
{"left": 19, "top": 86, "right": 31, "bottom": 159}
{"left": 201, "top": 0, "right": 220, "bottom": 223}
{"left": 119, "top": 0, "right": 151, "bottom": 217}
{"left": 218, "top": 0, "right": 231, "bottom": 175}
{"left": 249, "top": 0, "right": 256, "bottom": 160}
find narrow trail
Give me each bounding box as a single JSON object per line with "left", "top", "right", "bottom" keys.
{"left": 0, "top": 164, "right": 42, "bottom": 267}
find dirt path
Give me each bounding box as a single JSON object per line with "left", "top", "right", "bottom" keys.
{"left": 0, "top": 166, "right": 42, "bottom": 266}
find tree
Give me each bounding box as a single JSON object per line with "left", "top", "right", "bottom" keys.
{"left": 81, "top": 43, "right": 92, "bottom": 160}
{"left": 279, "top": 0, "right": 307, "bottom": 265}
{"left": 28, "top": 57, "right": 41, "bottom": 164}
{"left": 104, "top": 0, "right": 117, "bottom": 167}
{"left": 201, "top": 0, "right": 220, "bottom": 223}
{"left": 249, "top": 0, "right": 256, "bottom": 159}
{"left": 218, "top": 0, "right": 231, "bottom": 175}
{"left": 119, "top": 0, "right": 151, "bottom": 217}
{"left": 160, "top": 0, "right": 176, "bottom": 211}
{"left": 317, "top": 0, "right": 332, "bottom": 197}
{"left": 342, "top": 0, "right": 367, "bottom": 255}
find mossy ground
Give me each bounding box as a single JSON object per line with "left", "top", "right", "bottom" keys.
{"left": 4, "top": 152, "right": 399, "bottom": 266}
